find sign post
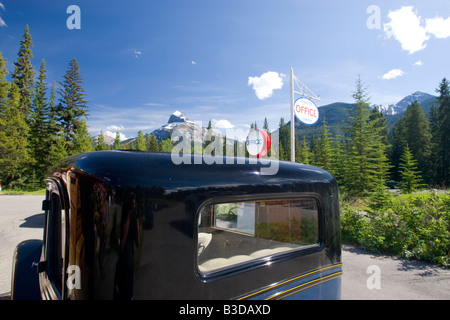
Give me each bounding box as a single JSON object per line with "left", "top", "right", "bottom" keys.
{"left": 289, "top": 68, "right": 321, "bottom": 162}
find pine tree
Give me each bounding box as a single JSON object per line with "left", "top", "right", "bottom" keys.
{"left": 263, "top": 117, "right": 271, "bottom": 157}
{"left": 48, "top": 133, "right": 68, "bottom": 167}
{"left": 278, "top": 118, "right": 290, "bottom": 161}
{"left": 113, "top": 130, "right": 121, "bottom": 150}
{"left": 95, "top": 131, "right": 108, "bottom": 151}
{"left": 0, "top": 83, "right": 33, "bottom": 189}
{"left": 72, "top": 118, "right": 92, "bottom": 154}
{"left": 136, "top": 130, "right": 146, "bottom": 151}
{"left": 428, "top": 104, "right": 440, "bottom": 184}
{"left": 12, "top": 25, "right": 35, "bottom": 120}
{"left": 29, "top": 60, "right": 51, "bottom": 187}
{"left": 146, "top": 134, "right": 159, "bottom": 152}
{"left": 398, "top": 144, "right": 422, "bottom": 194}
{"left": 343, "top": 76, "right": 390, "bottom": 197}
{"left": 58, "top": 58, "right": 89, "bottom": 154}
{"left": 297, "top": 136, "right": 310, "bottom": 165}
{"left": 0, "top": 52, "right": 9, "bottom": 109}
{"left": 435, "top": 78, "right": 450, "bottom": 187}
{"left": 315, "top": 118, "right": 334, "bottom": 173}
{"left": 160, "top": 138, "right": 173, "bottom": 152}
{"left": 403, "top": 101, "right": 431, "bottom": 183}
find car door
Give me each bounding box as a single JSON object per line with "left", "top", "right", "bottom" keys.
{"left": 39, "top": 177, "right": 69, "bottom": 300}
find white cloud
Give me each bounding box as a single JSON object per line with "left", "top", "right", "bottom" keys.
{"left": 248, "top": 71, "right": 283, "bottom": 100}
{"left": 426, "top": 16, "right": 450, "bottom": 39}
{"left": 414, "top": 60, "right": 423, "bottom": 66}
{"left": 384, "top": 6, "right": 450, "bottom": 54}
{"left": 0, "top": 2, "right": 6, "bottom": 27}
{"left": 384, "top": 6, "right": 429, "bottom": 54}
{"left": 382, "top": 69, "right": 404, "bottom": 80}
{"left": 105, "top": 125, "right": 127, "bottom": 141}
{"left": 212, "top": 119, "right": 234, "bottom": 129}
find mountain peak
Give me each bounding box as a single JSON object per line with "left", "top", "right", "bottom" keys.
{"left": 168, "top": 110, "right": 188, "bottom": 123}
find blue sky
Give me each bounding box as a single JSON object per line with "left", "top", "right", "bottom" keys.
{"left": 1, "top": 0, "right": 450, "bottom": 140}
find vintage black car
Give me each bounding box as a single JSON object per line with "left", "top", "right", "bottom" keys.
{"left": 11, "top": 151, "right": 341, "bottom": 300}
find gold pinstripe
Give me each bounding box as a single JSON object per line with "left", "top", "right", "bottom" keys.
{"left": 237, "top": 263, "right": 343, "bottom": 300}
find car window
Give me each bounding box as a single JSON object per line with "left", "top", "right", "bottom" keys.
{"left": 197, "top": 197, "right": 320, "bottom": 275}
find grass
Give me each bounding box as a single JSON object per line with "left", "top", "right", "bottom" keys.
{"left": 0, "top": 188, "right": 46, "bottom": 195}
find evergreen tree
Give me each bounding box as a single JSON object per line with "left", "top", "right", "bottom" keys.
{"left": 12, "top": 25, "right": 35, "bottom": 120}
{"left": 428, "top": 104, "right": 440, "bottom": 184}
{"left": 263, "top": 117, "right": 269, "bottom": 133}
{"left": 29, "top": 60, "right": 50, "bottom": 187}
{"left": 343, "top": 76, "right": 390, "bottom": 197}
{"left": 113, "top": 130, "right": 121, "bottom": 149}
{"left": 315, "top": 118, "right": 334, "bottom": 173}
{"left": 57, "top": 58, "right": 89, "bottom": 154}
{"left": 263, "top": 117, "right": 271, "bottom": 157}
{"left": 160, "top": 138, "right": 173, "bottom": 152}
{"left": 136, "top": 130, "right": 146, "bottom": 151}
{"left": 331, "top": 136, "right": 347, "bottom": 186}
{"left": 146, "top": 134, "right": 159, "bottom": 152}
{"left": 403, "top": 101, "right": 431, "bottom": 183}
{"left": 398, "top": 144, "right": 422, "bottom": 194}
{"left": 309, "top": 134, "right": 318, "bottom": 166}
{"left": 0, "top": 83, "right": 33, "bottom": 189}
{"left": 95, "top": 131, "right": 108, "bottom": 151}
{"left": 389, "top": 117, "right": 406, "bottom": 183}
{"left": 435, "top": 78, "right": 450, "bottom": 187}
{"left": 297, "top": 136, "right": 310, "bottom": 165}
{"left": 278, "top": 118, "right": 290, "bottom": 161}
{"left": 0, "top": 52, "right": 9, "bottom": 109}
{"left": 48, "top": 132, "right": 68, "bottom": 167}
{"left": 72, "top": 118, "right": 92, "bottom": 154}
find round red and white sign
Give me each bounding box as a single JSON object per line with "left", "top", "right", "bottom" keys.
{"left": 294, "top": 98, "right": 319, "bottom": 125}
{"left": 246, "top": 129, "right": 271, "bottom": 158}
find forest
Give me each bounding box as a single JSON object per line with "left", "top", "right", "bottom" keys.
{"left": 1, "top": 25, "right": 449, "bottom": 197}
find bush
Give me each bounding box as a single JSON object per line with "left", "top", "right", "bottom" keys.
{"left": 341, "top": 190, "right": 450, "bottom": 267}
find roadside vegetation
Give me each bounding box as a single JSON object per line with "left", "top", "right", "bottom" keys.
{"left": 341, "top": 189, "right": 450, "bottom": 267}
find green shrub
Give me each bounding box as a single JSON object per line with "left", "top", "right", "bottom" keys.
{"left": 341, "top": 190, "right": 450, "bottom": 267}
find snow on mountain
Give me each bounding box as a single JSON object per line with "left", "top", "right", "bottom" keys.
{"left": 372, "top": 91, "right": 435, "bottom": 115}
{"left": 150, "top": 110, "right": 207, "bottom": 143}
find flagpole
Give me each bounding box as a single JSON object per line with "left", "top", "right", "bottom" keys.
{"left": 290, "top": 68, "right": 295, "bottom": 162}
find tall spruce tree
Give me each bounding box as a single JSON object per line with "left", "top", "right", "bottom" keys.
{"left": 406, "top": 102, "right": 431, "bottom": 180}
{"left": 315, "top": 118, "right": 334, "bottom": 173}
{"left": 435, "top": 78, "right": 450, "bottom": 187}
{"left": 278, "top": 118, "right": 290, "bottom": 161}
{"left": 136, "top": 130, "right": 146, "bottom": 151}
{"left": 113, "top": 130, "right": 121, "bottom": 150}
{"left": 58, "top": 58, "right": 89, "bottom": 154}
{"left": 12, "top": 25, "right": 35, "bottom": 120}
{"left": 398, "top": 144, "right": 422, "bottom": 194}
{"left": 343, "top": 76, "right": 390, "bottom": 197}
{"left": 29, "top": 60, "right": 50, "bottom": 187}
{"left": 95, "top": 131, "right": 109, "bottom": 151}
